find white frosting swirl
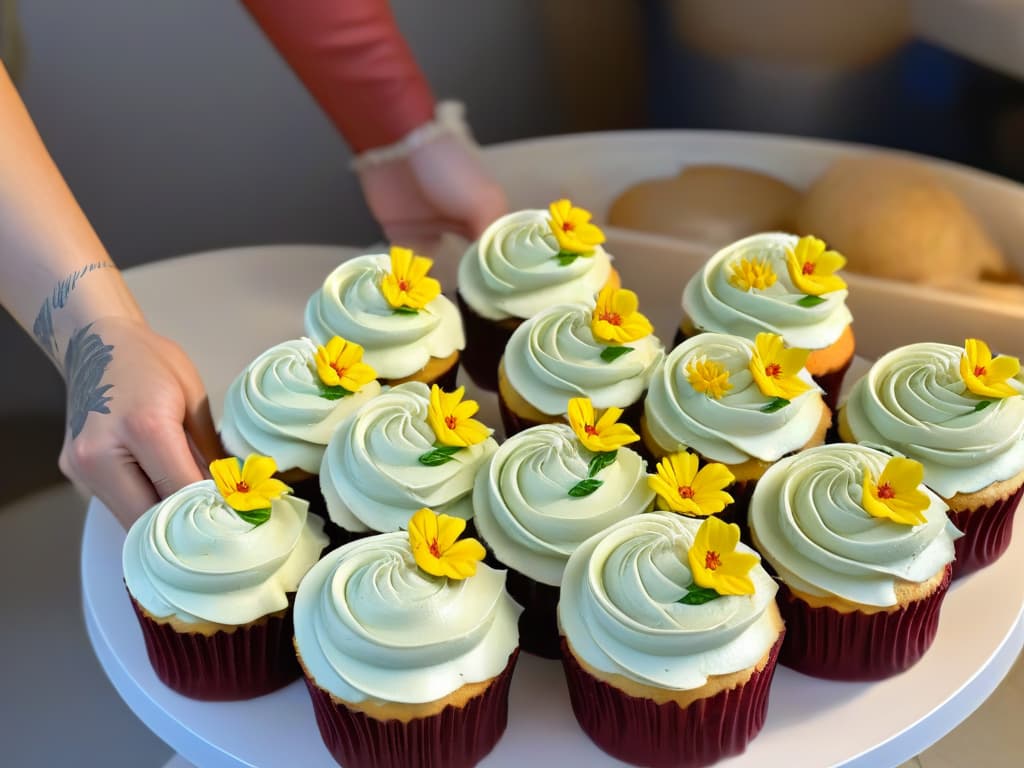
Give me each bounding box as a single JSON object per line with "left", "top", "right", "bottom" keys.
{"left": 682, "top": 232, "right": 852, "bottom": 350}
{"left": 558, "top": 512, "right": 780, "bottom": 690}
{"left": 320, "top": 381, "right": 498, "bottom": 532}
{"left": 503, "top": 301, "right": 664, "bottom": 414}
{"left": 473, "top": 424, "right": 655, "bottom": 586}
{"left": 294, "top": 532, "right": 521, "bottom": 704}
{"left": 644, "top": 333, "right": 826, "bottom": 464}
{"left": 123, "top": 480, "right": 328, "bottom": 625}
{"left": 304, "top": 253, "right": 464, "bottom": 380}
{"left": 843, "top": 342, "right": 1024, "bottom": 497}
{"left": 749, "top": 443, "right": 959, "bottom": 607}
{"left": 458, "top": 209, "right": 614, "bottom": 321}
{"left": 219, "top": 338, "right": 382, "bottom": 474}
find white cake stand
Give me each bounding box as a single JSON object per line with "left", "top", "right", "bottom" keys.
{"left": 82, "top": 132, "right": 1024, "bottom": 767}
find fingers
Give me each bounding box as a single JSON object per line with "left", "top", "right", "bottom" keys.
{"left": 124, "top": 412, "right": 206, "bottom": 500}
{"left": 61, "top": 436, "right": 159, "bottom": 529}
{"left": 183, "top": 393, "right": 223, "bottom": 468}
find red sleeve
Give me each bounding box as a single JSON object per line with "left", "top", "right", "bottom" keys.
{"left": 241, "top": 0, "right": 436, "bottom": 153}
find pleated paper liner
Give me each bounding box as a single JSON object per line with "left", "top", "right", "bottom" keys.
{"left": 560, "top": 635, "right": 784, "bottom": 768}
{"left": 672, "top": 325, "right": 852, "bottom": 412}
{"left": 948, "top": 481, "right": 1023, "bottom": 578}
{"left": 128, "top": 593, "right": 300, "bottom": 700}
{"left": 304, "top": 650, "right": 519, "bottom": 768}
{"left": 776, "top": 564, "right": 952, "bottom": 681}
{"left": 498, "top": 393, "right": 644, "bottom": 440}
{"left": 456, "top": 291, "right": 521, "bottom": 392}
{"left": 500, "top": 565, "right": 561, "bottom": 659}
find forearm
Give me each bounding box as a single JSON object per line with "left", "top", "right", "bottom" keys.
{"left": 240, "top": 0, "right": 435, "bottom": 152}
{"left": 0, "top": 64, "right": 142, "bottom": 367}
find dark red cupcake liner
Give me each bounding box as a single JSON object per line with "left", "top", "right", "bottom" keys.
{"left": 305, "top": 650, "right": 519, "bottom": 768}
{"left": 289, "top": 475, "right": 329, "bottom": 527}
{"left": 560, "top": 635, "right": 783, "bottom": 768}
{"left": 498, "top": 392, "right": 644, "bottom": 440}
{"left": 811, "top": 354, "right": 853, "bottom": 413}
{"left": 128, "top": 593, "right": 300, "bottom": 700}
{"left": 456, "top": 291, "right": 521, "bottom": 392}
{"left": 501, "top": 566, "right": 561, "bottom": 659}
{"left": 776, "top": 564, "right": 951, "bottom": 681}
{"left": 948, "top": 482, "right": 1024, "bottom": 578}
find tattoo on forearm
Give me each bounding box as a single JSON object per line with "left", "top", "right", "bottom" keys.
{"left": 64, "top": 323, "right": 114, "bottom": 438}
{"left": 32, "top": 261, "right": 115, "bottom": 359}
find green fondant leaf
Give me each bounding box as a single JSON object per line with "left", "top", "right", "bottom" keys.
{"left": 678, "top": 585, "right": 722, "bottom": 605}
{"left": 974, "top": 399, "right": 994, "bottom": 412}
{"left": 568, "top": 478, "right": 604, "bottom": 498}
{"left": 317, "top": 383, "right": 353, "bottom": 401}
{"left": 587, "top": 450, "right": 618, "bottom": 478}
{"left": 393, "top": 306, "right": 420, "bottom": 315}
{"left": 555, "top": 251, "right": 580, "bottom": 266}
{"left": 235, "top": 507, "right": 271, "bottom": 527}
{"left": 796, "top": 295, "right": 826, "bottom": 308}
{"left": 418, "top": 445, "right": 463, "bottom": 466}
{"left": 600, "top": 346, "right": 634, "bottom": 363}
{"left": 761, "top": 397, "right": 791, "bottom": 413}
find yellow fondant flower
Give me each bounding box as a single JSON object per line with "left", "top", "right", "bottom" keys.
{"left": 960, "top": 338, "right": 1020, "bottom": 399}
{"left": 567, "top": 397, "right": 640, "bottom": 452}
{"left": 728, "top": 256, "right": 777, "bottom": 292}
{"left": 408, "top": 508, "right": 485, "bottom": 580}
{"left": 210, "top": 455, "right": 289, "bottom": 513}
{"left": 688, "top": 516, "right": 758, "bottom": 596}
{"left": 649, "top": 452, "right": 735, "bottom": 517}
{"left": 861, "top": 457, "right": 930, "bottom": 526}
{"left": 380, "top": 246, "right": 441, "bottom": 310}
{"left": 427, "top": 385, "right": 491, "bottom": 447}
{"left": 548, "top": 199, "right": 605, "bottom": 254}
{"left": 314, "top": 336, "right": 377, "bottom": 392}
{"left": 686, "top": 357, "right": 732, "bottom": 399}
{"left": 591, "top": 285, "right": 654, "bottom": 344}
{"left": 785, "top": 235, "right": 847, "bottom": 296}
{"left": 748, "top": 333, "right": 812, "bottom": 401}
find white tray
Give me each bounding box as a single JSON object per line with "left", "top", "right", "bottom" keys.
{"left": 84, "top": 226, "right": 1023, "bottom": 767}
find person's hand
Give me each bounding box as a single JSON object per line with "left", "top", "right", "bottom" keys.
{"left": 357, "top": 134, "right": 507, "bottom": 252}
{"left": 57, "top": 316, "right": 222, "bottom": 529}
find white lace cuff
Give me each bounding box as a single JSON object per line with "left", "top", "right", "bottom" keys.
{"left": 350, "top": 101, "right": 474, "bottom": 170}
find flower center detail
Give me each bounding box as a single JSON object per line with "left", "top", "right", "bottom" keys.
{"left": 584, "top": 424, "right": 598, "bottom": 436}
{"left": 429, "top": 537, "right": 441, "bottom": 558}
{"left": 802, "top": 261, "right": 816, "bottom": 275}
{"left": 561, "top": 221, "right": 575, "bottom": 233}
{"left": 330, "top": 362, "right": 347, "bottom": 378}
{"left": 705, "top": 550, "right": 722, "bottom": 571}
{"left": 765, "top": 363, "right": 782, "bottom": 378}
{"left": 678, "top": 485, "right": 695, "bottom": 499}
{"left": 445, "top": 415, "right": 458, "bottom": 430}
{"left": 600, "top": 311, "right": 622, "bottom": 326}
{"left": 236, "top": 481, "right": 250, "bottom": 493}
{"left": 974, "top": 365, "right": 987, "bottom": 377}
{"left": 877, "top": 483, "right": 896, "bottom": 500}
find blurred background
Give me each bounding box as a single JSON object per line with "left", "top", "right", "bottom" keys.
{"left": 2, "top": 1, "right": 1023, "bottom": 765}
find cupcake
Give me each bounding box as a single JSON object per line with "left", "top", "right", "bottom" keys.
{"left": 473, "top": 398, "right": 654, "bottom": 658}
{"left": 642, "top": 331, "right": 830, "bottom": 529}
{"left": 840, "top": 339, "right": 1024, "bottom": 577}
{"left": 559, "top": 512, "right": 784, "bottom": 768}
{"left": 749, "top": 444, "right": 959, "bottom": 680}
{"left": 497, "top": 285, "right": 665, "bottom": 437}
{"left": 305, "top": 246, "right": 463, "bottom": 389}
{"left": 320, "top": 381, "right": 498, "bottom": 543}
{"left": 680, "top": 232, "right": 855, "bottom": 409}
{"left": 220, "top": 336, "right": 381, "bottom": 519}
{"left": 457, "top": 199, "right": 619, "bottom": 390}
{"left": 294, "top": 509, "right": 521, "bottom": 768}
{"left": 122, "top": 455, "right": 328, "bottom": 700}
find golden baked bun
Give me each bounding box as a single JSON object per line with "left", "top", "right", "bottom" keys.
{"left": 795, "top": 156, "right": 1007, "bottom": 283}
{"left": 608, "top": 165, "right": 800, "bottom": 244}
